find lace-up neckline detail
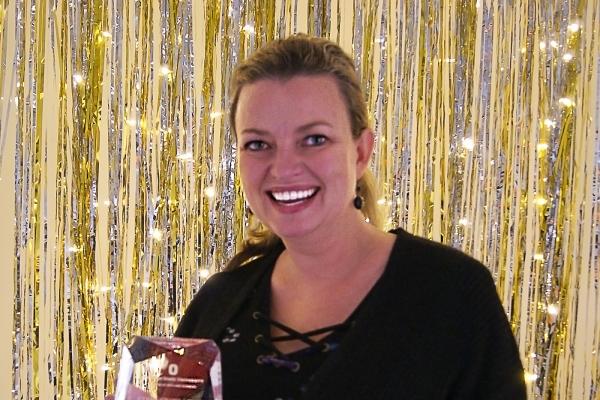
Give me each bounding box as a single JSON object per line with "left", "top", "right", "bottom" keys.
{"left": 252, "top": 310, "right": 352, "bottom": 372}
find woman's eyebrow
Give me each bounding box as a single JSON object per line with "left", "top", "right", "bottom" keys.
{"left": 296, "top": 121, "right": 333, "bottom": 132}
{"left": 240, "top": 128, "right": 270, "bottom": 136}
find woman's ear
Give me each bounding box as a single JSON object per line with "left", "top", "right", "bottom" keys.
{"left": 355, "top": 128, "right": 375, "bottom": 178}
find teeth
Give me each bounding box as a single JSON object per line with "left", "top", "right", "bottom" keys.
{"left": 272, "top": 188, "right": 316, "bottom": 202}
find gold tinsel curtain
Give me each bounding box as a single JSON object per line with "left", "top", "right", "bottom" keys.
{"left": 0, "top": 0, "right": 598, "bottom": 398}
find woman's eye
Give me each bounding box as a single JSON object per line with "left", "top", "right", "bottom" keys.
{"left": 304, "top": 135, "right": 328, "bottom": 146}
{"left": 243, "top": 140, "right": 269, "bottom": 151}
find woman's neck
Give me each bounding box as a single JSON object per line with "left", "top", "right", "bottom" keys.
{"left": 276, "top": 217, "right": 393, "bottom": 284}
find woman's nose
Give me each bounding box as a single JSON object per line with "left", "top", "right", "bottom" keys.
{"left": 270, "top": 146, "right": 303, "bottom": 179}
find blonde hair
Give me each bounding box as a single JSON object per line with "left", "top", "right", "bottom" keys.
{"left": 227, "top": 34, "right": 381, "bottom": 269}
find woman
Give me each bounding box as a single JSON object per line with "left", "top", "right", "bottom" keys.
{"left": 176, "top": 34, "right": 526, "bottom": 399}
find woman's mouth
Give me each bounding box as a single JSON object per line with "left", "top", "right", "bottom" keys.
{"left": 268, "top": 187, "right": 319, "bottom": 205}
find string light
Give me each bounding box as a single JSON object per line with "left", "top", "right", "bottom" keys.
{"left": 562, "top": 53, "right": 574, "bottom": 62}
{"left": 534, "top": 196, "right": 548, "bottom": 206}
{"left": 149, "top": 229, "right": 163, "bottom": 241}
{"left": 458, "top": 218, "right": 469, "bottom": 226}
{"left": 543, "top": 119, "right": 556, "bottom": 128}
{"left": 567, "top": 22, "right": 580, "bottom": 32}
{"left": 537, "top": 143, "right": 549, "bottom": 152}
{"left": 462, "top": 137, "right": 475, "bottom": 151}
{"left": 210, "top": 111, "right": 223, "bottom": 119}
{"left": 534, "top": 253, "right": 544, "bottom": 261}
{"left": 559, "top": 97, "right": 575, "bottom": 107}
{"left": 242, "top": 24, "right": 255, "bottom": 34}
{"left": 549, "top": 40, "right": 559, "bottom": 49}
{"left": 204, "top": 186, "right": 216, "bottom": 198}
{"left": 159, "top": 65, "right": 172, "bottom": 77}
{"left": 377, "top": 198, "right": 386, "bottom": 206}
{"left": 547, "top": 304, "right": 559, "bottom": 316}
{"left": 67, "top": 246, "right": 81, "bottom": 253}
{"left": 73, "top": 73, "right": 84, "bottom": 85}
{"left": 539, "top": 41, "right": 546, "bottom": 50}
{"left": 524, "top": 372, "right": 539, "bottom": 382}
{"left": 199, "top": 269, "right": 210, "bottom": 279}
{"left": 176, "top": 152, "right": 194, "bottom": 161}
{"left": 161, "top": 316, "right": 177, "bottom": 326}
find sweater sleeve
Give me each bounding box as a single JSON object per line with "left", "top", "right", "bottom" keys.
{"left": 174, "top": 273, "right": 226, "bottom": 338}
{"left": 449, "top": 266, "right": 527, "bottom": 399}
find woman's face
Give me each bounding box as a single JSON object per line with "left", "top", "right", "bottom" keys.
{"left": 235, "top": 75, "right": 372, "bottom": 240}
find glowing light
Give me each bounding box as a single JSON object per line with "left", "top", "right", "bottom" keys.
{"left": 141, "top": 282, "right": 152, "bottom": 289}
{"left": 159, "top": 65, "right": 172, "bottom": 76}
{"left": 68, "top": 246, "right": 81, "bottom": 253}
{"left": 549, "top": 40, "right": 559, "bottom": 49}
{"left": 242, "top": 24, "right": 255, "bottom": 34}
{"left": 520, "top": 47, "right": 526, "bottom": 54}
{"left": 562, "top": 53, "right": 574, "bottom": 62}
{"left": 204, "top": 186, "right": 216, "bottom": 198}
{"left": 529, "top": 352, "right": 537, "bottom": 358}
{"left": 126, "top": 119, "right": 138, "bottom": 128}
{"left": 162, "top": 316, "right": 177, "bottom": 325}
{"left": 73, "top": 73, "right": 84, "bottom": 85}
{"left": 458, "top": 218, "right": 469, "bottom": 226}
{"left": 543, "top": 119, "right": 556, "bottom": 128}
{"left": 536, "top": 143, "right": 549, "bottom": 152}
{"left": 547, "top": 304, "right": 559, "bottom": 316}
{"left": 462, "top": 137, "right": 475, "bottom": 151}
{"left": 101, "top": 364, "right": 111, "bottom": 371}
{"left": 99, "top": 286, "right": 111, "bottom": 293}
{"left": 534, "top": 197, "right": 548, "bottom": 206}
{"left": 210, "top": 111, "right": 223, "bottom": 119}
{"left": 200, "top": 269, "right": 210, "bottom": 279}
{"left": 101, "top": 31, "right": 112, "bottom": 38}
{"left": 524, "top": 372, "right": 538, "bottom": 382}
{"left": 539, "top": 41, "right": 546, "bottom": 50}
{"left": 534, "top": 253, "right": 544, "bottom": 261}
{"left": 567, "top": 23, "right": 580, "bottom": 33}
{"left": 176, "top": 152, "right": 194, "bottom": 161}
{"left": 559, "top": 97, "right": 575, "bottom": 107}
{"left": 103, "top": 200, "right": 111, "bottom": 206}
{"left": 377, "top": 198, "right": 386, "bottom": 206}
{"left": 150, "top": 229, "right": 163, "bottom": 241}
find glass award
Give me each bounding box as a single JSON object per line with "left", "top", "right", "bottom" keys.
{"left": 109, "top": 336, "right": 222, "bottom": 400}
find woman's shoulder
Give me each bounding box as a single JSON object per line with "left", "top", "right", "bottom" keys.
{"left": 386, "top": 228, "right": 498, "bottom": 307}
{"left": 390, "top": 227, "right": 492, "bottom": 279}
{"left": 175, "top": 253, "right": 275, "bottom": 338}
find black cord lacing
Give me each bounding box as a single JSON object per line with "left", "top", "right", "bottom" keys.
{"left": 252, "top": 311, "right": 351, "bottom": 372}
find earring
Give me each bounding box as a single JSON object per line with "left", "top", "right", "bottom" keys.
{"left": 353, "top": 185, "right": 364, "bottom": 210}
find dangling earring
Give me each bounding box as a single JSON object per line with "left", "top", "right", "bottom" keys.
{"left": 353, "top": 185, "right": 364, "bottom": 210}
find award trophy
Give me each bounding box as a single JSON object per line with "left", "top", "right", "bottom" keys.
{"left": 109, "top": 336, "right": 222, "bottom": 400}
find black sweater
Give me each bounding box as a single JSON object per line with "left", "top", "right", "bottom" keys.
{"left": 176, "top": 228, "right": 527, "bottom": 399}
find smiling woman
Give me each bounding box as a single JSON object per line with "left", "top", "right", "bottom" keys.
{"left": 176, "top": 35, "right": 527, "bottom": 399}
